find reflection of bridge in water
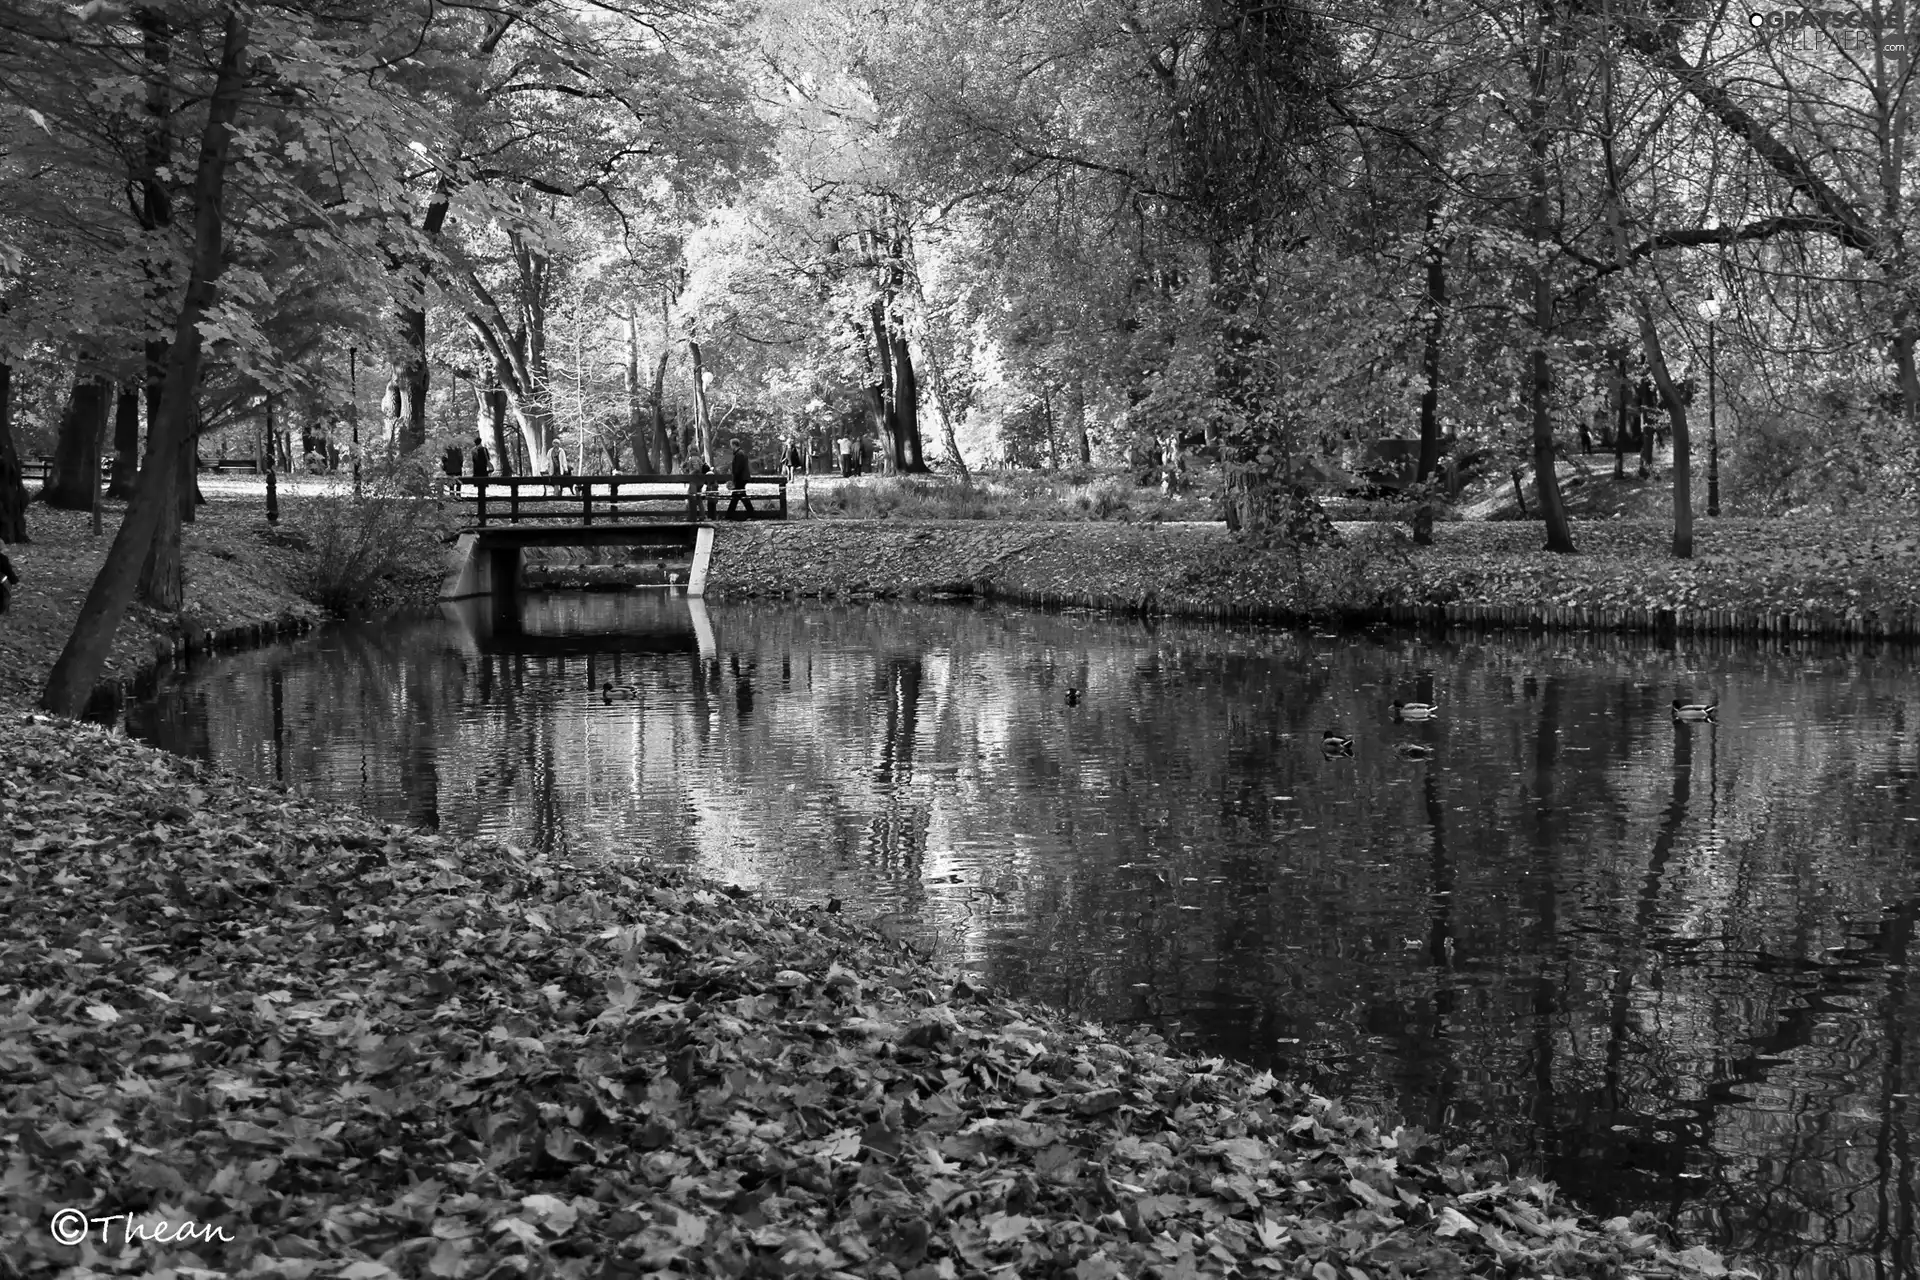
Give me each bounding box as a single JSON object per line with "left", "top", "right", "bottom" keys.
{"left": 442, "top": 590, "right": 716, "bottom": 660}
{"left": 439, "top": 523, "right": 716, "bottom": 603}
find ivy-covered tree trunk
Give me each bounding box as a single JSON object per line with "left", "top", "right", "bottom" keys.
{"left": 0, "top": 363, "right": 27, "bottom": 543}
{"left": 44, "top": 6, "right": 247, "bottom": 717}
{"left": 43, "top": 376, "right": 109, "bottom": 512}
{"left": 109, "top": 386, "right": 141, "bottom": 498}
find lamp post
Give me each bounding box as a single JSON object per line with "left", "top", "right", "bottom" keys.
{"left": 349, "top": 344, "right": 361, "bottom": 498}
{"left": 1697, "top": 298, "right": 1722, "bottom": 516}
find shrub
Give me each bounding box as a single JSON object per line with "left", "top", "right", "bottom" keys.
{"left": 807, "top": 470, "right": 1214, "bottom": 522}
{"left": 1731, "top": 406, "right": 1920, "bottom": 516}
{"left": 289, "top": 491, "right": 450, "bottom": 614}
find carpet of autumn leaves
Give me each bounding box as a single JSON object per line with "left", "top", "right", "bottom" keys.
{"left": 1, "top": 714, "right": 1747, "bottom": 1280}
{"left": 707, "top": 517, "right": 1920, "bottom": 631}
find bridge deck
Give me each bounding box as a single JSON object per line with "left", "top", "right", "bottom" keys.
{"left": 461, "top": 522, "right": 708, "bottom": 548}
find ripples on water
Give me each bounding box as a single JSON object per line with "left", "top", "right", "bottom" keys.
{"left": 128, "top": 591, "right": 1920, "bottom": 1278}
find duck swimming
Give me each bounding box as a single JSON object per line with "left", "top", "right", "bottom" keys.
{"left": 1395, "top": 742, "right": 1435, "bottom": 760}
{"left": 1065, "top": 687, "right": 1081, "bottom": 706}
{"left": 602, "top": 682, "right": 639, "bottom": 702}
{"left": 1321, "top": 729, "right": 1355, "bottom": 756}
{"left": 1671, "top": 699, "right": 1718, "bottom": 721}
{"left": 1391, "top": 700, "right": 1439, "bottom": 720}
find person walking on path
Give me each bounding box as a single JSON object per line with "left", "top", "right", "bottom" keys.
{"left": 858, "top": 433, "right": 874, "bottom": 475}
{"left": 836, "top": 433, "right": 853, "bottom": 478}
{"left": 726, "top": 438, "right": 755, "bottom": 519}
{"left": 470, "top": 436, "right": 492, "bottom": 479}
{"left": 688, "top": 457, "right": 714, "bottom": 521}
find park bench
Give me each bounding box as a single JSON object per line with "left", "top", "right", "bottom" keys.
{"left": 21, "top": 456, "right": 112, "bottom": 484}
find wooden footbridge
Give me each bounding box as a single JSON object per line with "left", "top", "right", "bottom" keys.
{"left": 438, "top": 473, "right": 789, "bottom": 603}
{"left": 449, "top": 473, "right": 790, "bottom": 526}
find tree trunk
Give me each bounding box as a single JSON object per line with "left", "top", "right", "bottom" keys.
{"left": 687, "top": 339, "right": 713, "bottom": 466}
{"left": 1888, "top": 294, "right": 1918, "bottom": 417}
{"left": 141, "top": 384, "right": 198, "bottom": 608}
{"left": 1527, "top": 27, "right": 1575, "bottom": 554}
{"left": 1042, "top": 383, "right": 1058, "bottom": 471}
{"left": 381, "top": 198, "right": 446, "bottom": 460}
{"left": 650, "top": 347, "right": 672, "bottom": 472}
{"left": 1612, "top": 351, "right": 1627, "bottom": 480}
{"left": 43, "top": 376, "right": 109, "bottom": 511}
{"left": 891, "top": 334, "right": 925, "bottom": 472}
{"left": 478, "top": 370, "right": 512, "bottom": 475}
{"left": 1635, "top": 302, "right": 1692, "bottom": 558}
{"left": 386, "top": 303, "right": 429, "bottom": 455}
{"left": 0, "top": 363, "right": 27, "bottom": 543}
{"left": 467, "top": 319, "right": 553, "bottom": 469}
{"left": 179, "top": 395, "right": 202, "bottom": 522}
{"left": 915, "top": 323, "right": 972, "bottom": 481}
{"left": 861, "top": 387, "right": 889, "bottom": 462}
{"left": 870, "top": 301, "right": 894, "bottom": 406}
{"left": 1068, "top": 380, "right": 1090, "bottom": 466}
{"left": 624, "top": 304, "right": 653, "bottom": 472}
{"left": 109, "top": 385, "right": 141, "bottom": 498}
{"left": 44, "top": 6, "right": 246, "bottom": 717}
{"left": 1416, "top": 205, "right": 1449, "bottom": 488}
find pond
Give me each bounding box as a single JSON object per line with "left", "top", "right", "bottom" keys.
{"left": 127, "top": 590, "right": 1920, "bottom": 1278}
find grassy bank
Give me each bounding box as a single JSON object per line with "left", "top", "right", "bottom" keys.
{"left": 0, "top": 712, "right": 1743, "bottom": 1279}
{"left": 708, "top": 517, "right": 1920, "bottom": 639}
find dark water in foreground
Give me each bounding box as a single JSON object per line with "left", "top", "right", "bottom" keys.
{"left": 129, "top": 592, "right": 1920, "bottom": 1277}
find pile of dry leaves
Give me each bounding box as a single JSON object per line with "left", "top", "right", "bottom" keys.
{"left": 0, "top": 714, "right": 1745, "bottom": 1279}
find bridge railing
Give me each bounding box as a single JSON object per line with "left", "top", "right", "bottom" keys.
{"left": 449, "top": 474, "right": 788, "bottom": 526}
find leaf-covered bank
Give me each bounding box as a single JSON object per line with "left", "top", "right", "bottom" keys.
{"left": 0, "top": 504, "right": 322, "bottom": 712}
{"left": 705, "top": 519, "right": 1920, "bottom": 638}
{"left": 0, "top": 489, "right": 453, "bottom": 713}
{"left": 0, "top": 713, "right": 1744, "bottom": 1279}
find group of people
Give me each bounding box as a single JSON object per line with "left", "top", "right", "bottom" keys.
{"left": 834, "top": 432, "right": 876, "bottom": 478}
{"left": 687, "top": 439, "right": 760, "bottom": 520}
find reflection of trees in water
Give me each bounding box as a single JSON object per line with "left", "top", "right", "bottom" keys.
{"left": 132, "top": 607, "right": 1920, "bottom": 1275}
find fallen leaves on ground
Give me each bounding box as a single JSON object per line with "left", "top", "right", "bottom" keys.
{"left": 710, "top": 517, "right": 1920, "bottom": 626}
{"left": 0, "top": 502, "right": 321, "bottom": 710}
{"left": 2, "top": 713, "right": 1747, "bottom": 1278}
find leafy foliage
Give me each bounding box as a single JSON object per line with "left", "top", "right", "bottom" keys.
{"left": 0, "top": 713, "right": 1748, "bottom": 1279}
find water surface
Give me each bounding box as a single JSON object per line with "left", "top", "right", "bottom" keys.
{"left": 129, "top": 592, "right": 1920, "bottom": 1278}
